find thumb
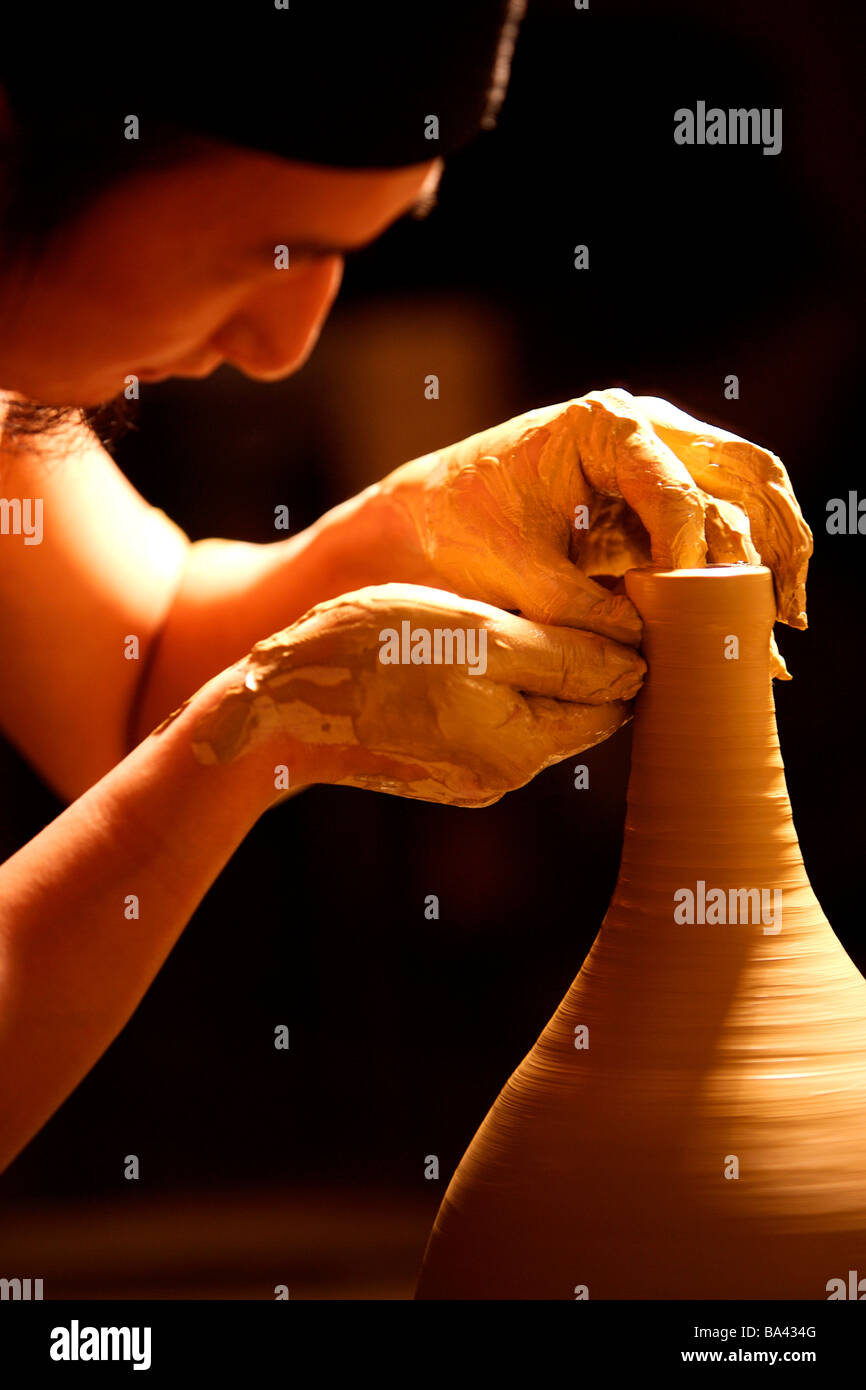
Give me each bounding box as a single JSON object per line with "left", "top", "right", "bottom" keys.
{"left": 521, "top": 694, "right": 634, "bottom": 767}
{"left": 506, "top": 549, "right": 643, "bottom": 645}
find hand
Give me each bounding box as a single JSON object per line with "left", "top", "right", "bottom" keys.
{"left": 189, "top": 584, "right": 646, "bottom": 807}
{"left": 375, "top": 388, "right": 812, "bottom": 672}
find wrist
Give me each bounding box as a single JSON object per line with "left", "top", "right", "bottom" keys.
{"left": 315, "top": 472, "right": 437, "bottom": 591}
{"left": 180, "top": 653, "right": 334, "bottom": 805}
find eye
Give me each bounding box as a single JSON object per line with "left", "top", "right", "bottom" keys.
{"left": 251, "top": 242, "right": 321, "bottom": 271}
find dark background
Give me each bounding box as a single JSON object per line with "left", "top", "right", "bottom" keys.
{"left": 0, "top": 0, "right": 864, "bottom": 1295}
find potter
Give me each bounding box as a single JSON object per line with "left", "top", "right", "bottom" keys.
{"left": 0, "top": 27, "right": 825, "bottom": 1274}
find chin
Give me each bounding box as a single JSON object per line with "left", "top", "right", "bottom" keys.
{"left": 3, "top": 374, "right": 122, "bottom": 410}
{"left": 233, "top": 346, "right": 311, "bottom": 382}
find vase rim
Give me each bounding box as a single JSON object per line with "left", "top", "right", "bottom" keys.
{"left": 626, "top": 563, "right": 771, "bottom": 580}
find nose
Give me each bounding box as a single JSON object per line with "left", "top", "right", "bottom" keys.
{"left": 210, "top": 255, "right": 344, "bottom": 380}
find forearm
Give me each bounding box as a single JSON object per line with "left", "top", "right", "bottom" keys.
{"left": 0, "top": 662, "right": 283, "bottom": 1174}
{"left": 131, "top": 480, "right": 436, "bottom": 741}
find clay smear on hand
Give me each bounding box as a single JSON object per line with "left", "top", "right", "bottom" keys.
{"left": 188, "top": 584, "right": 644, "bottom": 806}
{"left": 380, "top": 389, "right": 811, "bottom": 679}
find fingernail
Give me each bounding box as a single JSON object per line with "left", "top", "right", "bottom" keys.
{"left": 673, "top": 531, "right": 709, "bottom": 569}
{"left": 610, "top": 664, "right": 645, "bottom": 698}
{"left": 612, "top": 646, "right": 646, "bottom": 677}
{"left": 600, "top": 595, "right": 643, "bottom": 641}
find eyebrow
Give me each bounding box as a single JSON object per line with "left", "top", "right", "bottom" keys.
{"left": 287, "top": 172, "right": 443, "bottom": 261}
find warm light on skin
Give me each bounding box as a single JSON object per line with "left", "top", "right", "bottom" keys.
{"left": 0, "top": 127, "right": 443, "bottom": 406}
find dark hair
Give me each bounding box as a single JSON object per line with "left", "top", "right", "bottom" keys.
{"left": 0, "top": 106, "right": 209, "bottom": 252}
{"left": 1, "top": 395, "right": 138, "bottom": 451}
{"left": 0, "top": 106, "right": 214, "bottom": 447}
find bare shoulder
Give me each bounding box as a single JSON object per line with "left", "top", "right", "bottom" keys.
{"left": 0, "top": 391, "right": 190, "bottom": 794}
{"left": 0, "top": 393, "right": 188, "bottom": 606}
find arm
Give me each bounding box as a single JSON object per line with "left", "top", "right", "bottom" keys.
{"left": 0, "top": 576, "right": 644, "bottom": 1175}
{"left": 129, "top": 480, "right": 437, "bottom": 742}
{"left": 134, "top": 389, "right": 814, "bottom": 736}
{"left": 0, "top": 659, "right": 289, "bottom": 1175}
{"left": 0, "top": 390, "right": 811, "bottom": 800}
{"left": 0, "top": 421, "right": 430, "bottom": 797}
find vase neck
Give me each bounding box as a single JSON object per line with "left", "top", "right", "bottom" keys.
{"left": 619, "top": 566, "right": 804, "bottom": 896}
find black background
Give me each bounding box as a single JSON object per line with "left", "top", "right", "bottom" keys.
{"left": 0, "top": 0, "right": 863, "bottom": 1247}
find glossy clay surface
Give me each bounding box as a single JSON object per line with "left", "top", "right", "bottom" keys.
{"left": 416, "top": 566, "right": 866, "bottom": 1299}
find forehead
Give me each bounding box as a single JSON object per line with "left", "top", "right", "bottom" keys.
{"left": 160, "top": 145, "right": 444, "bottom": 250}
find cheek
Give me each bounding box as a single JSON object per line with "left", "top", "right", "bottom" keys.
{"left": 16, "top": 215, "right": 249, "bottom": 371}
{"left": 0, "top": 259, "right": 238, "bottom": 405}
{"left": 60, "top": 258, "right": 243, "bottom": 364}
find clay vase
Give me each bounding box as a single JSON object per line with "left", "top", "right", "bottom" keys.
{"left": 416, "top": 565, "right": 866, "bottom": 1299}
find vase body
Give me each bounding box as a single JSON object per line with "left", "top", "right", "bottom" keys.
{"left": 416, "top": 565, "right": 866, "bottom": 1299}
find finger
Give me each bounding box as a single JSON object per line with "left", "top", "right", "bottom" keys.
{"left": 632, "top": 396, "right": 812, "bottom": 628}
{"left": 486, "top": 610, "right": 646, "bottom": 703}
{"left": 700, "top": 495, "right": 790, "bottom": 678}
{"left": 702, "top": 495, "right": 761, "bottom": 566}
{"left": 572, "top": 391, "right": 708, "bottom": 569}
{"left": 769, "top": 633, "right": 790, "bottom": 681}
{"left": 690, "top": 502, "right": 790, "bottom": 680}
{"left": 505, "top": 548, "right": 644, "bottom": 644}
{"left": 571, "top": 495, "right": 654, "bottom": 577}
{"left": 520, "top": 694, "right": 633, "bottom": 767}
{"left": 352, "top": 579, "right": 638, "bottom": 652}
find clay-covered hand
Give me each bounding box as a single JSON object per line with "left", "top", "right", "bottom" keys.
{"left": 190, "top": 584, "right": 646, "bottom": 807}
{"left": 376, "top": 388, "right": 812, "bottom": 672}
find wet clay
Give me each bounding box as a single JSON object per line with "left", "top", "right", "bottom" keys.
{"left": 183, "top": 585, "right": 644, "bottom": 807}
{"left": 380, "top": 390, "right": 812, "bottom": 677}
{"left": 416, "top": 565, "right": 866, "bottom": 1298}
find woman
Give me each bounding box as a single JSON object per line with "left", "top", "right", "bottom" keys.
{"left": 0, "top": 28, "right": 810, "bottom": 1175}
